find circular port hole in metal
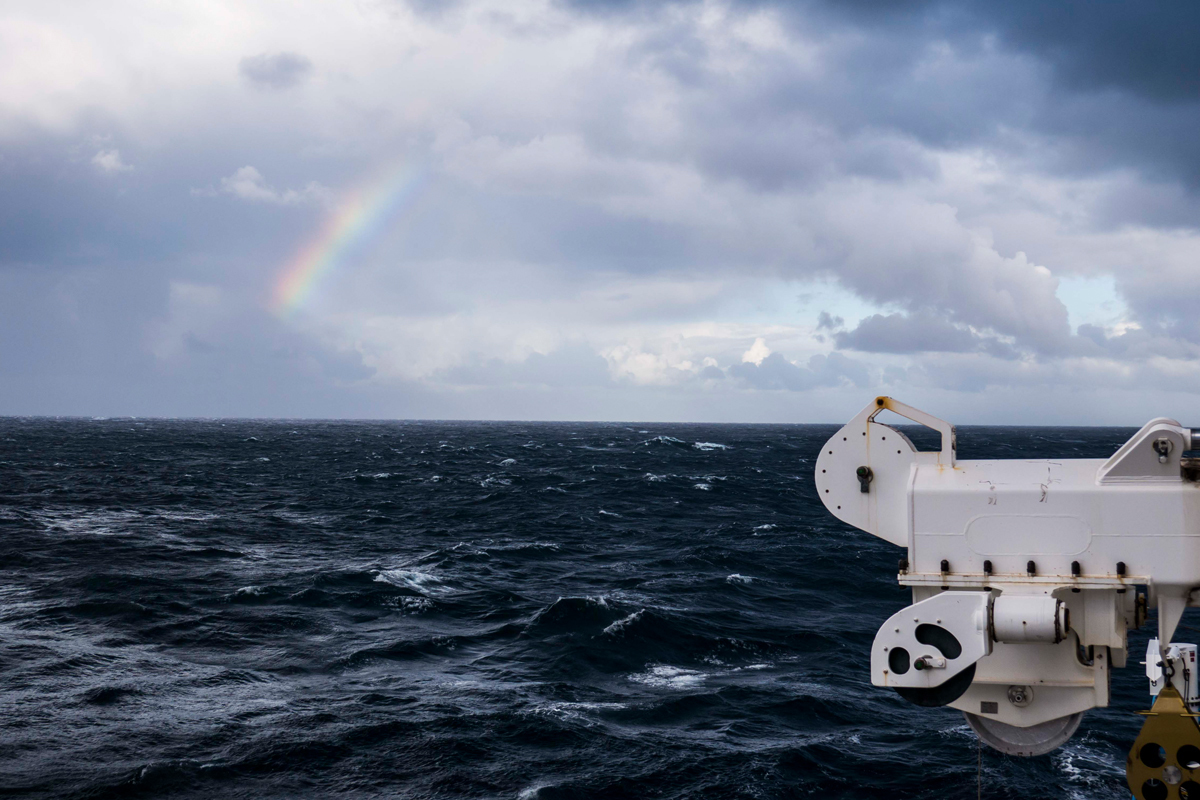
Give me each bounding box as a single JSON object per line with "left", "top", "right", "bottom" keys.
{"left": 1179, "top": 745, "right": 1200, "bottom": 770}
{"left": 1179, "top": 780, "right": 1200, "bottom": 799}
{"left": 1141, "top": 743, "right": 1167, "bottom": 768}
{"left": 1143, "top": 778, "right": 1168, "bottom": 800}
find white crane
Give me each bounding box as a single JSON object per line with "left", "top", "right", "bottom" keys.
{"left": 816, "top": 397, "right": 1200, "bottom": 799}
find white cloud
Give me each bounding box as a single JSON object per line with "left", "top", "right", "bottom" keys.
{"left": 199, "top": 165, "right": 329, "bottom": 205}
{"left": 91, "top": 148, "right": 131, "bottom": 173}
{"left": 741, "top": 337, "right": 770, "bottom": 365}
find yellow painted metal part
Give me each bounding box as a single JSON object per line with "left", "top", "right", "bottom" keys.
{"left": 1128, "top": 686, "right": 1200, "bottom": 799}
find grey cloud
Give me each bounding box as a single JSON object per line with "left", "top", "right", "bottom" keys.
{"left": 239, "top": 52, "right": 313, "bottom": 90}
{"left": 970, "top": 1, "right": 1200, "bottom": 103}
{"left": 4, "top": 0, "right": 1200, "bottom": 421}
{"left": 438, "top": 345, "right": 612, "bottom": 388}
{"left": 1074, "top": 323, "right": 1200, "bottom": 362}
{"left": 584, "top": 0, "right": 1200, "bottom": 105}
{"left": 834, "top": 312, "right": 1018, "bottom": 359}
{"left": 729, "top": 351, "right": 869, "bottom": 391}
{"left": 816, "top": 311, "right": 843, "bottom": 330}
{"left": 567, "top": 0, "right": 1200, "bottom": 190}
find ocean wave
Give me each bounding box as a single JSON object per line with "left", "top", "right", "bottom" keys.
{"left": 602, "top": 609, "right": 644, "bottom": 635}
{"left": 479, "top": 476, "right": 513, "bottom": 488}
{"left": 642, "top": 435, "right": 687, "bottom": 446}
{"left": 374, "top": 569, "right": 451, "bottom": 595}
{"left": 0, "top": 417, "right": 1130, "bottom": 798}
{"left": 629, "top": 665, "right": 707, "bottom": 689}
{"left": 692, "top": 441, "right": 731, "bottom": 451}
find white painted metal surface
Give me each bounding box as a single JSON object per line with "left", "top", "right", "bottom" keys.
{"left": 817, "top": 397, "right": 1200, "bottom": 752}
{"left": 1147, "top": 638, "right": 1200, "bottom": 711}
{"left": 991, "top": 596, "right": 1067, "bottom": 643}
{"left": 871, "top": 591, "right": 990, "bottom": 689}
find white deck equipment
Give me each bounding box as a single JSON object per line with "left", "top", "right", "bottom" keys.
{"left": 816, "top": 398, "right": 1200, "bottom": 797}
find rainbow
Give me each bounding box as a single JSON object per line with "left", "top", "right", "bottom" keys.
{"left": 270, "top": 161, "right": 426, "bottom": 315}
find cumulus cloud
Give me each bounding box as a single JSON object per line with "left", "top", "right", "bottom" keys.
{"left": 1, "top": 0, "right": 1199, "bottom": 422}
{"left": 730, "top": 351, "right": 869, "bottom": 392}
{"left": 834, "top": 312, "right": 1017, "bottom": 359}
{"left": 193, "top": 166, "right": 329, "bottom": 205}
{"left": 238, "top": 52, "right": 313, "bottom": 90}
{"left": 741, "top": 337, "right": 771, "bottom": 366}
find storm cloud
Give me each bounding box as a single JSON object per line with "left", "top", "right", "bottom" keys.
{"left": 1, "top": 0, "right": 1198, "bottom": 423}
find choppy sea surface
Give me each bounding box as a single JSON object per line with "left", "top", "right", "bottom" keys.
{"left": 0, "top": 419, "right": 1164, "bottom": 798}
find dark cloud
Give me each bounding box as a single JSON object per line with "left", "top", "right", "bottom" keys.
{"left": 975, "top": 1, "right": 1200, "bottom": 103}
{"left": 239, "top": 52, "right": 314, "bottom": 90}
{"left": 817, "top": 311, "right": 844, "bottom": 330}
{"left": 3, "top": 0, "right": 1199, "bottom": 421}
{"left": 834, "top": 312, "right": 1017, "bottom": 358}
{"left": 729, "top": 352, "right": 869, "bottom": 391}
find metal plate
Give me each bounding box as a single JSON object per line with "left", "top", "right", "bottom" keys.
{"left": 965, "top": 710, "right": 1084, "bottom": 757}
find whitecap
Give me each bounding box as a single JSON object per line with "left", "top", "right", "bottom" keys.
{"left": 692, "top": 441, "right": 730, "bottom": 451}
{"left": 480, "top": 476, "right": 513, "bottom": 488}
{"left": 602, "top": 609, "right": 643, "bottom": 635}
{"left": 693, "top": 483, "right": 711, "bottom": 491}
{"left": 375, "top": 569, "right": 450, "bottom": 595}
{"left": 486, "top": 541, "right": 560, "bottom": 553}
{"left": 499, "top": 458, "right": 516, "bottom": 466}
{"left": 643, "top": 473, "right": 667, "bottom": 482}
{"left": 752, "top": 523, "right": 777, "bottom": 531}
{"left": 235, "top": 585, "right": 266, "bottom": 597}
{"left": 256, "top": 457, "right": 270, "bottom": 462}
{"left": 643, "top": 435, "right": 686, "bottom": 446}
{"left": 598, "top": 509, "right": 621, "bottom": 517}
{"left": 629, "top": 665, "right": 706, "bottom": 689}
{"left": 726, "top": 574, "right": 753, "bottom": 584}
{"left": 530, "top": 701, "right": 627, "bottom": 726}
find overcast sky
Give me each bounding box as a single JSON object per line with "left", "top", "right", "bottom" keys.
{"left": 2, "top": 0, "right": 1198, "bottom": 423}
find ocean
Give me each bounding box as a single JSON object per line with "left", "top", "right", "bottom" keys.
{"left": 0, "top": 418, "right": 1158, "bottom": 798}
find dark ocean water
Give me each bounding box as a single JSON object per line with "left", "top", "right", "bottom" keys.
{"left": 0, "top": 419, "right": 1161, "bottom": 798}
